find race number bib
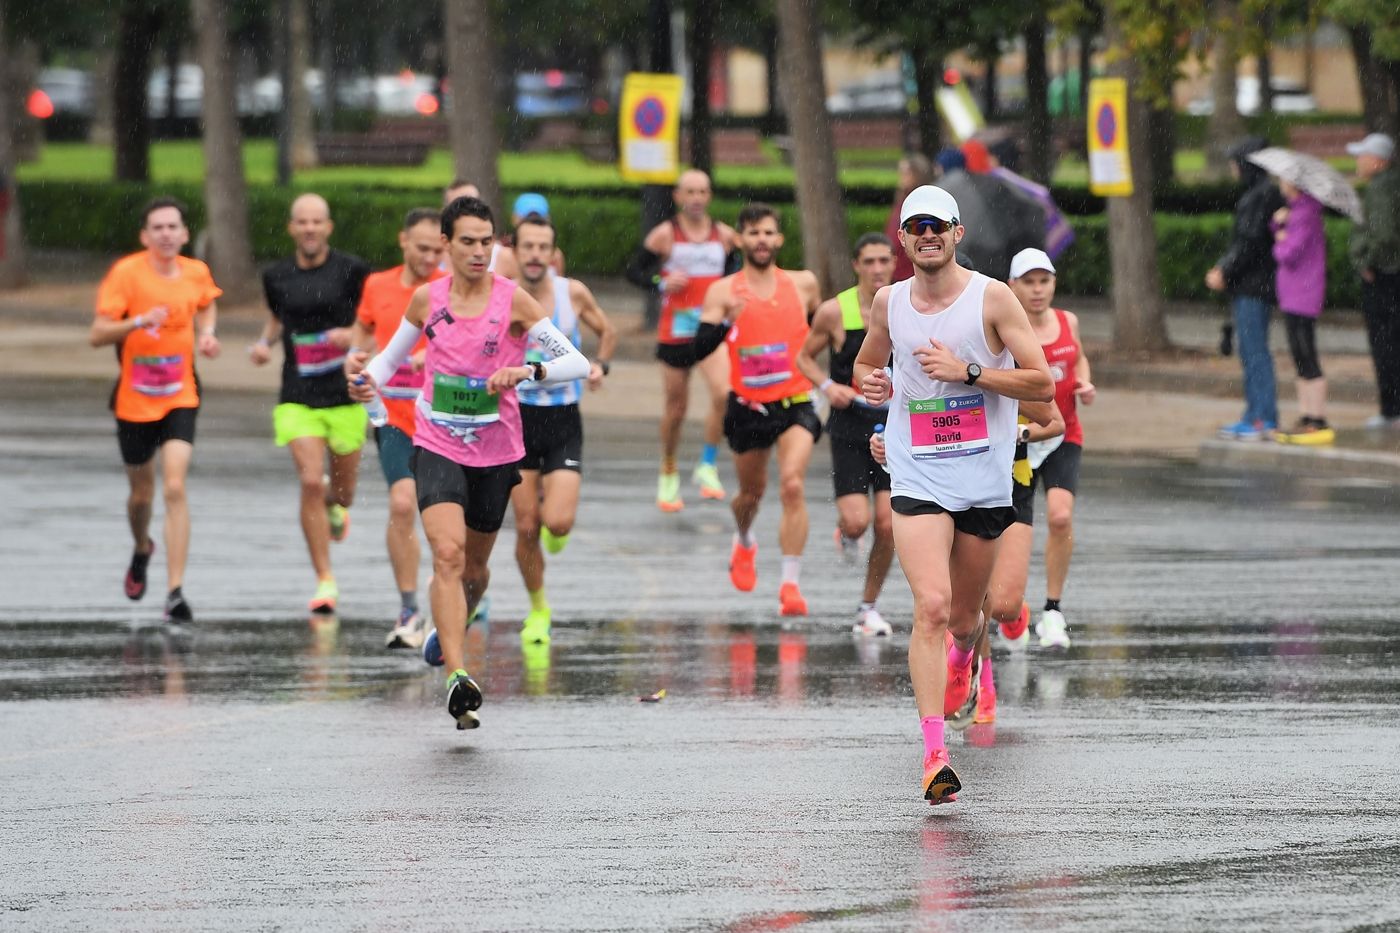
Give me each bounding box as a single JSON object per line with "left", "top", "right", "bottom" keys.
{"left": 131, "top": 354, "right": 184, "bottom": 397}
{"left": 908, "top": 393, "right": 990, "bottom": 460}
{"left": 380, "top": 362, "right": 424, "bottom": 400}
{"left": 428, "top": 373, "right": 499, "bottom": 427}
{"left": 292, "top": 331, "right": 347, "bottom": 377}
{"left": 738, "top": 342, "right": 791, "bottom": 389}
{"left": 668, "top": 306, "right": 701, "bottom": 341}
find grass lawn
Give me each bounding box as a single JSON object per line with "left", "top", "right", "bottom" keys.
{"left": 21, "top": 139, "right": 1353, "bottom": 192}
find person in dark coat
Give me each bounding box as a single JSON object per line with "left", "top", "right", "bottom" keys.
{"left": 1206, "top": 136, "right": 1285, "bottom": 439}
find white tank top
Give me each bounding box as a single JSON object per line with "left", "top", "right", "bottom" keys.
{"left": 885, "top": 273, "right": 1016, "bottom": 510}
{"left": 517, "top": 275, "right": 583, "bottom": 408}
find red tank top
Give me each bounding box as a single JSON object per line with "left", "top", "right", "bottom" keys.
{"left": 658, "top": 220, "right": 727, "bottom": 345}
{"left": 726, "top": 268, "right": 812, "bottom": 403}
{"left": 1042, "top": 308, "right": 1083, "bottom": 446}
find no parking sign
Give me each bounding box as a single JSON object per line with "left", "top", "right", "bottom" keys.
{"left": 619, "top": 73, "right": 683, "bottom": 184}
{"left": 1087, "top": 78, "right": 1133, "bottom": 197}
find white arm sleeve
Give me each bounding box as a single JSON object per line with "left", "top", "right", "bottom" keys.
{"left": 526, "top": 318, "right": 591, "bottom": 383}
{"left": 363, "top": 318, "right": 424, "bottom": 386}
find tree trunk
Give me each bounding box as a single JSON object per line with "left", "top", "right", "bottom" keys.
{"left": 1077, "top": 25, "right": 1093, "bottom": 119}
{"left": 762, "top": 22, "right": 785, "bottom": 137}
{"left": 1148, "top": 101, "right": 1175, "bottom": 193}
{"left": 1204, "top": 0, "right": 1244, "bottom": 180}
{"left": 193, "top": 0, "right": 259, "bottom": 306}
{"left": 114, "top": 0, "right": 162, "bottom": 182}
{"left": 162, "top": 24, "right": 179, "bottom": 133}
{"left": 773, "top": 0, "right": 851, "bottom": 295}
{"left": 1256, "top": 12, "right": 1274, "bottom": 115}
{"left": 686, "top": 0, "right": 714, "bottom": 176}
{"left": 0, "top": 0, "right": 28, "bottom": 289}
{"left": 1024, "top": 7, "right": 1052, "bottom": 184}
{"left": 911, "top": 48, "right": 942, "bottom": 160}
{"left": 316, "top": 0, "right": 338, "bottom": 133}
{"left": 444, "top": 0, "right": 501, "bottom": 213}
{"left": 90, "top": 45, "right": 116, "bottom": 145}
{"left": 1349, "top": 27, "right": 1395, "bottom": 135}
{"left": 1104, "top": 11, "right": 1169, "bottom": 353}
{"left": 288, "top": 0, "right": 318, "bottom": 169}
{"left": 979, "top": 46, "right": 999, "bottom": 121}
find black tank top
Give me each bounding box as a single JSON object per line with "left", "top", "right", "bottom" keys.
{"left": 827, "top": 287, "right": 885, "bottom": 441}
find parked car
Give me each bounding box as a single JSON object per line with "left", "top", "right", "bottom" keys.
{"left": 1186, "top": 76, "right": 1318, "bottom": 116}
{"left": 826, "top": 72, "right": 908, "bottom": 115}
{"left": 514, "top": 71, "right": 589, "bottom": 118}
{"left": 37, "top": 67, "right": 93, "bottom": 116}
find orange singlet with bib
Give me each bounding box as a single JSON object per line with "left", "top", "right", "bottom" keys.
{"left": 720, "top": 269, "right": 822, "bottom": 454}
{"left": 655, "top": 220, "right": 727, "bottom": 368}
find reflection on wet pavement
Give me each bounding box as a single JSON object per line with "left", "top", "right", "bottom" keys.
{"left": 2, "top": 384, "right": 1399, "bottom": 930}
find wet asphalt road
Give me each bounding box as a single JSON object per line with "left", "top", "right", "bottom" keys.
{"left": 3, "top": 380, "right": 1400, "bottom": 932}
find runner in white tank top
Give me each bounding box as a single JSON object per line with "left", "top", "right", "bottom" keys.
{"left": 508, "top": 215, "right": 617, "bottom": 648}
{"left": 852, "top": 185, "right": 1053, "bottom": 806}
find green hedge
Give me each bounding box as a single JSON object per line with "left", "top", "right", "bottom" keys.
{"left": 17, "top": 181, "right": 1360, "bottom": 308}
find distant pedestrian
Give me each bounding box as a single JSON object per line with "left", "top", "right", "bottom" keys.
{"left": 1270, "top": 183, "right": 1333, "bottom": 444}
{"left": 886, "top": 153, "right": 935, "bottom": 282}
{"left": 1347, "top": 132, "right": 1400, "bottom": 429}
{"left": 1207, "top": 137, "right": 1284, "bottom": 440}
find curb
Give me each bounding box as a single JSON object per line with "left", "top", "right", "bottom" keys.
{"left": 1199, "top": 438, "right": 1400, "bottom": 482}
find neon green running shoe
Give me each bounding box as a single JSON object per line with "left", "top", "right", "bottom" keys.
{"left": 693, "top": 462, "right": 726, "bottom": 501}
{"left": 309, "top": 577, "right": 338, "bottom": 614}
{"left": 520, "top": 606, "right": 552, "bottom": 645}
{"left": 327, "top": 503, "right": 349, "bottom": 542}
{"left": 656, "top": 471, "right": 683, "bottom": 513}
{"left": 540, "top": 526, "right": 569, "bottom": 555}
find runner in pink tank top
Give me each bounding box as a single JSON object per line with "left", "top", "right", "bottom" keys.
{"left": 414, "top": 273, "right": 527, "bottom": 467}
{"left": 346, "top": 197, "right": 591, "bottom": 732}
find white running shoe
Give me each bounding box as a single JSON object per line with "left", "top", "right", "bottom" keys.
{"left": 852, "top": 607, "right": 892, "bottom": 637}
{"left": 834, "top": 527, "right": 862, "bottom": 566}
{"left": 1035, "top": 609, "right": 1071, "bottom": 649}
{"left": 385, "top": 607, "right": 429, "bottom": 649}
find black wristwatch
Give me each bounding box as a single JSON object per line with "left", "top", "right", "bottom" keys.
{"left": 1018, "top": 424, "right": 1031, "bottom": 444}
{"left": 964, "top": 363, "right": 982, "bottom": 386}
{"left": 528, "top": 361, "right": 546, "bottom": 382}
{"left": 597, "top": 359, "right": 611, "bottom": 376}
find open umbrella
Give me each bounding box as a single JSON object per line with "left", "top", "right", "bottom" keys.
{"left": 990, "top": 166, "right": 1076, "bottom": 260}
{"left": 937, "top": 170, "right": 1047, "bottom": 281}
{"left": 1245, "top": 147, "right": 1363, "bottom": 222}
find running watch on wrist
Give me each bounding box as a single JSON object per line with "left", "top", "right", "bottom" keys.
{"left": 597, "top": 359, "right": 611, "bottom": 376}
{"left": 528, "top": 361, "right": 546, "bottom": 382}
{"left": 964, "top": 363, "right": 982, "bottom": 386}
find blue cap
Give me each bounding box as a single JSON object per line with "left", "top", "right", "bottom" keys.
{"left": 513, "top": 192, "right": 550, "bottom": 219}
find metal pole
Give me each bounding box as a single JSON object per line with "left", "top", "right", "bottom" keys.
{"left": 276, "top": 0, "right": 293, "bottom": 186}
{"left": 640, "top": 0, "right": 673, "bottom": 330}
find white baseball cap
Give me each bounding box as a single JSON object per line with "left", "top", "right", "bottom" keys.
{"left": 1009, "top": 247, "right": 1056, "bottom": 280}
{"left": 1346, "top": 132, "right": 1395, "bottom": 161}
{"left": 899, "top": 185, "right": 961, "bottom": 225}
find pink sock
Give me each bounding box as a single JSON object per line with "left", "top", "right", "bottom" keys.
{"left": 979, "top": 656, "right": 995, "bottom": 692}
{"left": 947, "top": 639, "right": 974, "bottom": 670}
{"left": 921, "top": 715, "right": 946, "bottom": 756}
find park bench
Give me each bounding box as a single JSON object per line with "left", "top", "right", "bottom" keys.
{"left": 1287, "top": 123, "right": 1365, "bottom": 159}
{"left": 315, "top": 133, "right": 429, "bottom": 166}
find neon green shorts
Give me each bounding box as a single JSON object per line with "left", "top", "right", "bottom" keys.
{"left": 273, "top": 402, "right": 367, "bottom": 456}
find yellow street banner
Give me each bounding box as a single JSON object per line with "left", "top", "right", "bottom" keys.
{"left": 1087, "top": 78, "right": 1133, "bottom": 197}
{"left": 619, "top": 73, "right": 684, "bottom": 184}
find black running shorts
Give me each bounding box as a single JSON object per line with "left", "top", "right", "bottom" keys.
{"left": 412, "top": 446, "right": 521, "bottom": 534}
{"left": 655, "top": 342, "right": 694, "bottom": 370}
{"left": 890, "top": 496, "right": 1017, "bottom": 540}
{"left": 1033, "top": 441, "right": 1082, "bottom": 496}
{"left": 519, "top": 403, "right": 584, "bottom": 475}
{"left": 830, "top": 432, "right": 891, "bottom": 498}
{"left": 116, "top": 407, "right": 198, "bottom": 466}
{"left": 723, "top": 393, "right": 822, "bottom": 454}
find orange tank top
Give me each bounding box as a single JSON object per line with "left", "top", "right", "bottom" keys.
{"left": 726, "top": 268, "right": 813, "bottom": 403}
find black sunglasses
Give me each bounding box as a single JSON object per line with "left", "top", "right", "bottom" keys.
{"left": 902, "top": 217, "right": 957, "bottom": 236}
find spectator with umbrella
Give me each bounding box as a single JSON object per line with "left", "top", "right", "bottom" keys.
{"left": 936, "top": 144, "right": 1046, "bottom": 281}
{"left": 1244, "top": 145, "right": 1364, "bottom": 445}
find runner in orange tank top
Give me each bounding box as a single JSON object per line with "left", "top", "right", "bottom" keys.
{"left": 640, "top": 170, "right": 737, "bottom": 511}
{"left": 89, "top": 197, "right": 222, "bottom": 624}
{"left": 690, "top": 204, "right": 822, "bottom": 616}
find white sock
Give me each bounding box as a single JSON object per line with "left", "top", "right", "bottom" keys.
{"left": 781, "top": 555, "right": 801, "bottom": 584}
{"left": 859, "top": 600, "right": 876, "bottom": 613}
{"left": 734, "top": 528, "right": 756, "bottom": 549}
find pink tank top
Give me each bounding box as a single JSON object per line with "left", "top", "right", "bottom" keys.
{"left": 413, "top": 274, "right": 526, "bottom": 467}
